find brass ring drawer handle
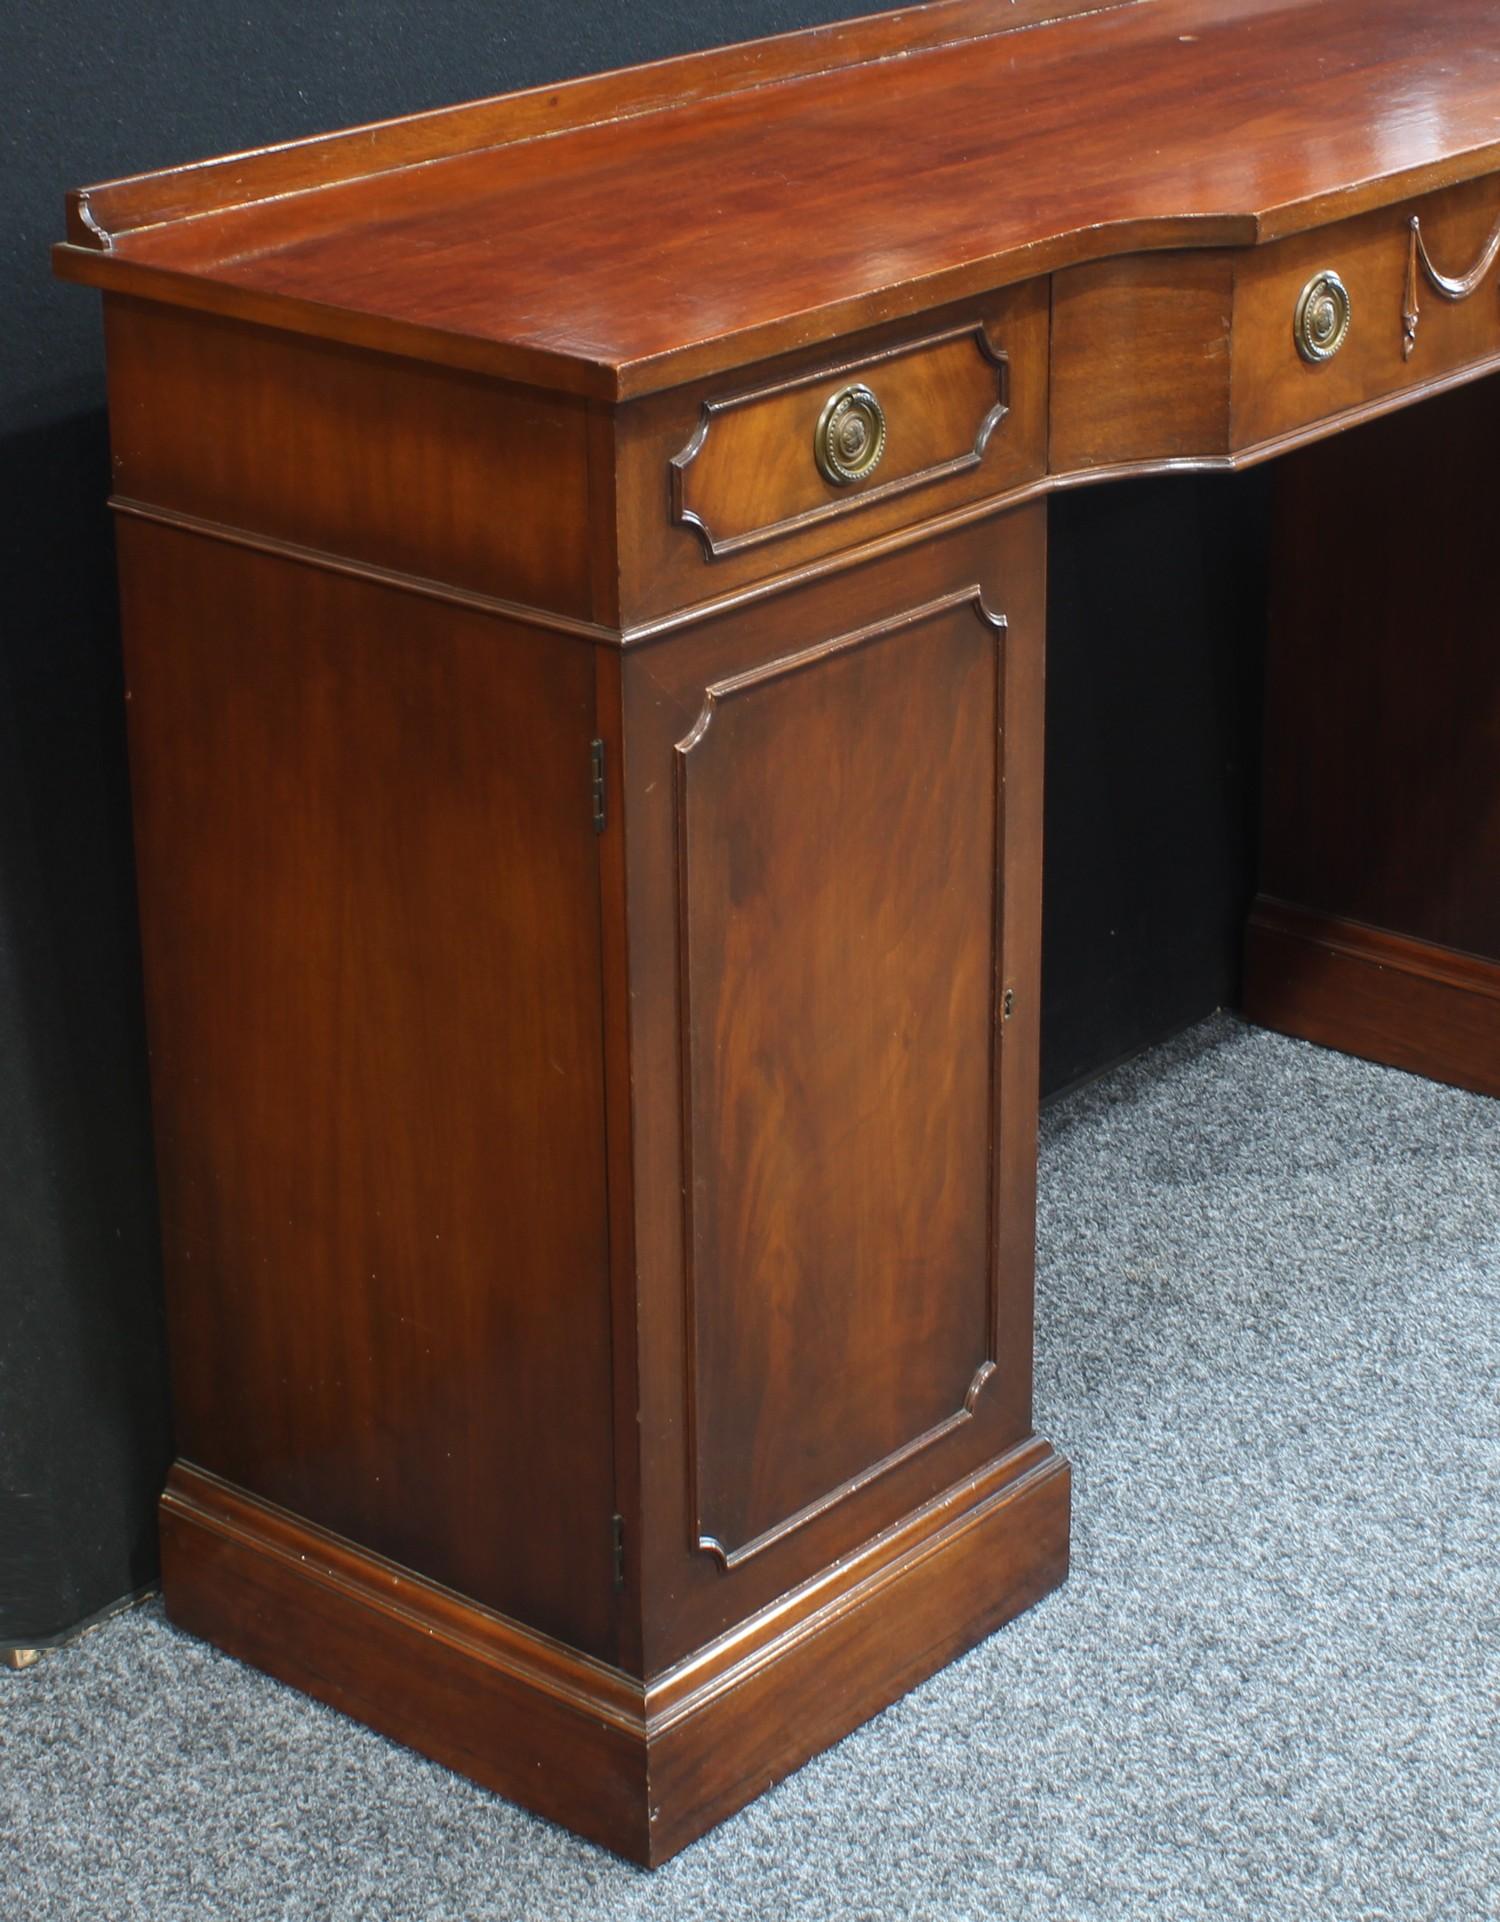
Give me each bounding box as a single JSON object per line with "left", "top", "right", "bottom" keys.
{"left": 815, "top": 383, "right": 886, "bottom": 485}
{"left": 1295, "top": 271, "right": 1352, "bottom": 363}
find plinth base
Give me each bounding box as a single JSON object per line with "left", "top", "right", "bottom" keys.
{"left": 1245, "top": 899, "right": 1500, "bottom": 1101}
{"left": 161, "top": 1443, "right": 1070, "bottom": 1865}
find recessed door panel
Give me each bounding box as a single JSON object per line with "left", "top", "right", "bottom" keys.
{"left": 675, "top": 588, "right": 1007, "bottom": 1566}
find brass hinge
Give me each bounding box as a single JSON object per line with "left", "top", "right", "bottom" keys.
{"left": 611, "top": 1513, "right": 626, "bottom": 1590}
{"left": 590, "top": 738, "right": 606, "bottom": 834}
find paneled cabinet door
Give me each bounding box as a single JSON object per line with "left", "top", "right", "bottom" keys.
{"left": 619, "top": 510, "right": 1047, "bottom": 1666}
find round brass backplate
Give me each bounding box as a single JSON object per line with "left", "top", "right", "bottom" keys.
{"left": 1294, "top": 270, "right": 1352, "bottom": 363}
{"left": 814, "top": 383, "right": 887, "bottom": 484}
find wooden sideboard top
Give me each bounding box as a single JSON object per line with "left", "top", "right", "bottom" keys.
{"left": 55, "top": 0, "right": 1500, "bottom": 396}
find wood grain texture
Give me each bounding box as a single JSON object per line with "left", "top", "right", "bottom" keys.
{"left": 620, "top": 285, "right": 1047, "bottom": 624}
{"left": 58, "top": 0, "right": 1500, "bottom": 1868}
{"left": 1052, "top": 174, "right": 1500, "bottom": 474}
{"left": 159, "top": 1465, "right": 655, "bottom": 1861}
{"left": 120, "top": 469, "right": 1063, "bottom": 1844}
{"left": 676, "top": 588, "right": 1006, "bottom": 1567}
{"left": 1244, "top": 903, "right": 1500, "bottom": 1100}
{"left": 120, "top": 520, "right": 619, "bottom": 1657}
{"left": 63, "top": 0, "right": 1131, "bottom": 246}
{"left": 1255, "top": 375, "right": 1500, "bottom": 960}
{"left": 1232, "top": 174, "right": 1500, "bottom": 450}
{"left": 640, "top": 1438, "right": 1069, "bottom": 1863}
{"left": 54, "top": 0, "right": 1500, "bottom": 397}
{"left": 100, "top": 244, "right": 1500, "bottom": 653}
{"left": 1050, "top": 253, "right": 1234, "bottom": 470}
{"left": 671, "top": 321, "right": 1016, "bottom": 556}
{"left": 618, "top": 507, "right": 1049, "bottom": 1674}
{"left": 160, "top": 1441, "right": 1069, "bottom": 1867}
{"left": 1244, "top": 373, "right": 1500, "bottom": 1094}
{"left": 104, "top": 295, "right": 600, "bottom": 622}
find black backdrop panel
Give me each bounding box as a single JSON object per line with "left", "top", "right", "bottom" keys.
{"left": 0, "top": 2, "right": 1264, "bottom": 1642}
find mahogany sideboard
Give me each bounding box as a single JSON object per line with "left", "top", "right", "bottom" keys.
{"left": 55, "top": 0, "right": 1500, "bottom": 1864}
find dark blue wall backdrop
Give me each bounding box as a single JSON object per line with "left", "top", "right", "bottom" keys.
{"left": 0, "top": 1, "right": 1266, "bottom": 1645}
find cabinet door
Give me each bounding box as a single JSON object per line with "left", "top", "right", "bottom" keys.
{"left": 618, "top": 509, "right": 1046, "bottom": 1668}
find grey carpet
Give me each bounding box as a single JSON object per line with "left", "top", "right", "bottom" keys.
{"left": 3, "top": 1015, "right": 1496, "bottom": 1921}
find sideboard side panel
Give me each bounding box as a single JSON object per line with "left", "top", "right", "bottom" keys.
{"left": 119, "top": 519, "right": 620, "bottom": 1657}
{"left": 104, "top": 296, "right": 601, "bottom": 622}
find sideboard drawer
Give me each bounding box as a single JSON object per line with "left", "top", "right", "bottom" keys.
{"left": 1234, "top": 174, "right": 1500, "bottom": 450}
{"left": 671, "top": 324, "right": 1022, "bottom": 555}
{"left": 616, "top": 281, "right": 1049, "bottom": 624}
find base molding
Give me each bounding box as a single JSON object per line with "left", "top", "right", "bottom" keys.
{"left": 1244, "top": 898, "right": 1500, "bottom": 1099}
{"left": 160, "top": 1441, "right": 1070, "bottom": 1865}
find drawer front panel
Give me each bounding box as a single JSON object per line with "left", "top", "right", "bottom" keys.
{"left": 672, "top": 323, "right": 1011, "bottom": 557}
{"left": 1234, "top": 175, "right": 1500, "bottom": 451}
{"left": 617, "top": 283, "right": 1048, "bottom": 624}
